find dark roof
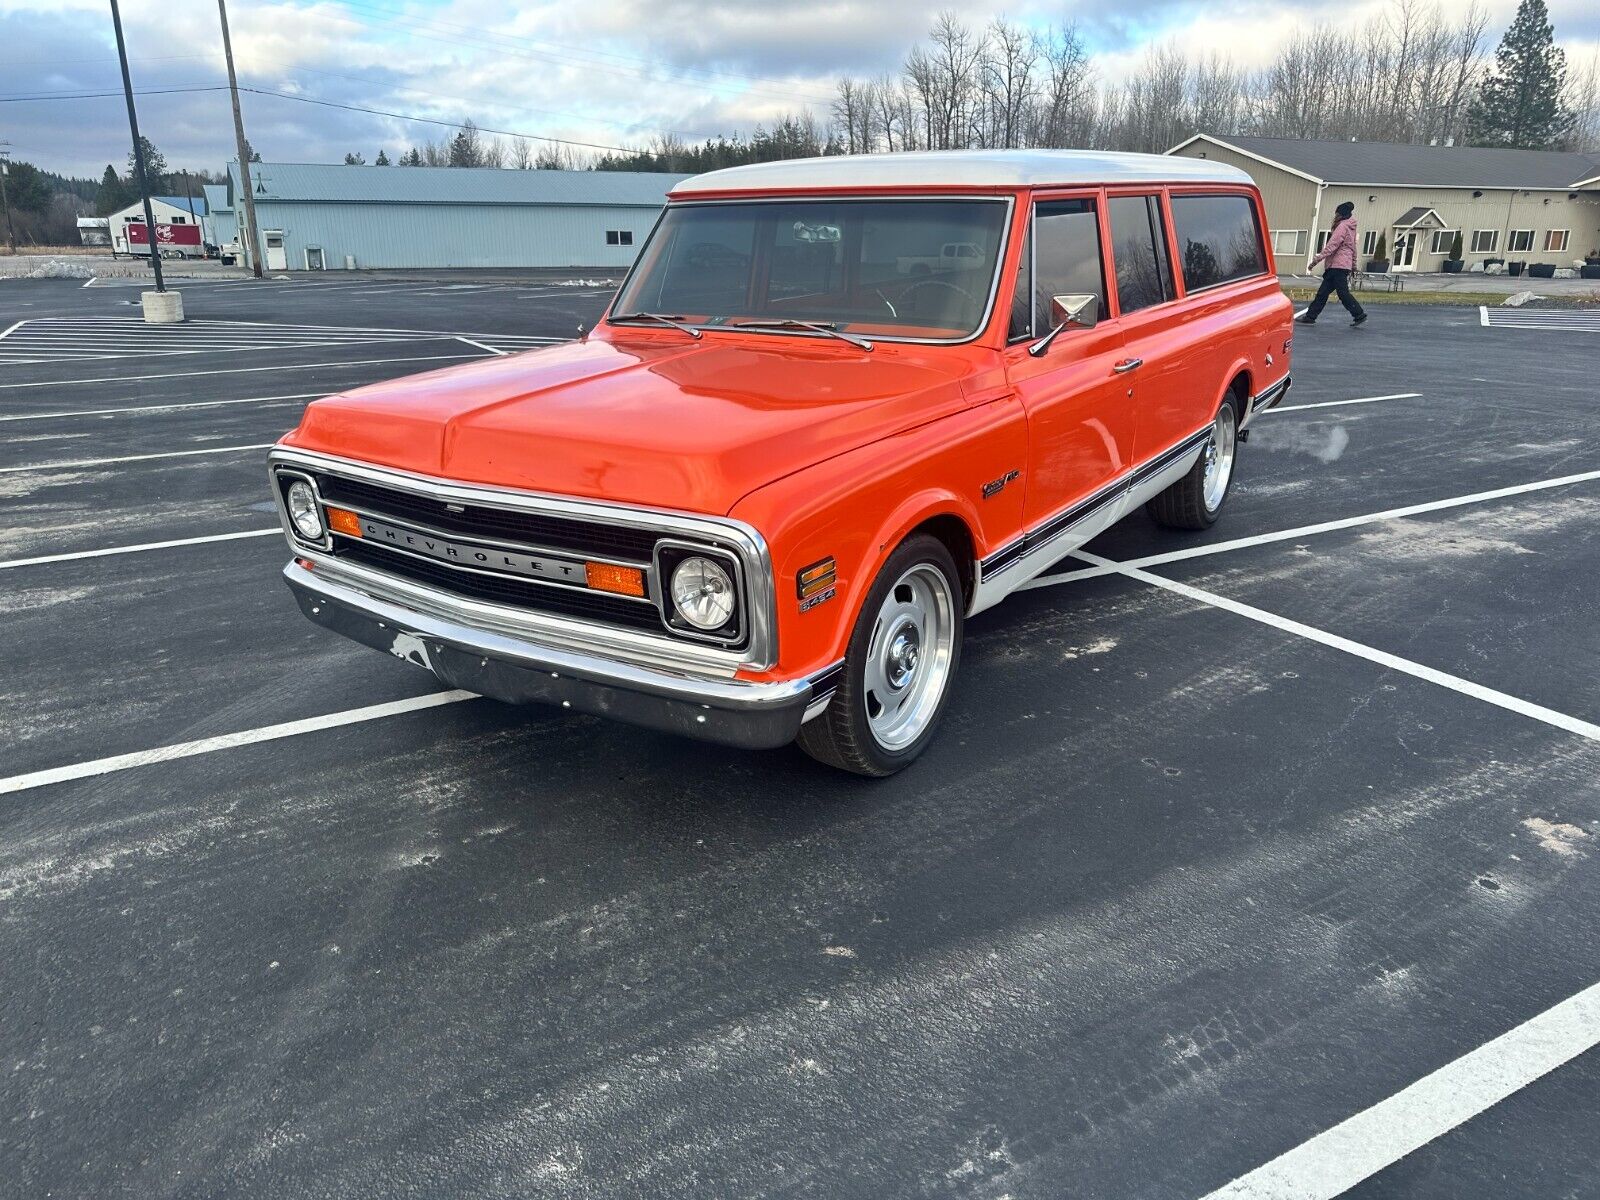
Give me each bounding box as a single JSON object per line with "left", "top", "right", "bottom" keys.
{"left": 1189, "top": 135, "right": 1600, "bottom": 189}
{"left": 1394, "top": 206, "right": 1444, "bottom": 227}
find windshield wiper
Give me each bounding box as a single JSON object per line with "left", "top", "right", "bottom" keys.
{"left": 728, "top": 318, "right": 873, "bottom": 351}
{"left": 610, "top": 311, "right": 702, "bottom": 339}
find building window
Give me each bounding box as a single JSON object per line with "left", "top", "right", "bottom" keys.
{"left": 605, "top": 230, "right": 634, "bottom": 247}
{"left": 1429, "top": 229, "right": 1457, "bottom": 255}
{"left": 171, "top": 216, "right": 186, "bottom": 224}
{"left": 1544, "top": 229, "right": 1569, "bottom": 253}
{"left": 1271, "top": 230, "right": 1307, "bottom": 256}
{"left": 1361, "top": 230, "right": 1378, "bottom": 256}
{"left": 1315, "top": 230, "right": 1331, "bottom": 253}
{"left": 1508, "top": 229, "right": 1534, "bottom": 253}
{"left": 1470, "top": 229, "right": 1499, "bottom": 254}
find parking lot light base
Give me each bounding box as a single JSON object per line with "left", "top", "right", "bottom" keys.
{"left": 142, "top": 289, "right": 184, "bottom": 324}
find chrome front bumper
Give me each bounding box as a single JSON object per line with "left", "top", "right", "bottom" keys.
{"left": 284, "top": 562, "right": 826, "bottom": 750}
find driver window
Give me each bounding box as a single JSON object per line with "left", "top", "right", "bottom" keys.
{"left": 1032, "top": 199, "right": 1107, "bottom": 336}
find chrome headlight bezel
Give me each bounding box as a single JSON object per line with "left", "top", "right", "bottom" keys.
{"left": 286, "top": 478, "right": 325, "bottom": 541}
{"left": 656, "top": 540, "right": 746, "bottom": 645}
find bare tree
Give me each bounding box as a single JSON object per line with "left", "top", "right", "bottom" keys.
{"left": 980, "top": 19, "right": 1039, "bottom": 148}
{"left": 510, "top": 136, "right": 533, "bottom": 169}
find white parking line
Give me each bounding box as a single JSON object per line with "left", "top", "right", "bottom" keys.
{"left": 1200, "top": 979, "right": 1600, "bottom": 1200}
{"left": 1075, "top": 550, "right": 1600, "bottom": 743}
{"left": 1269, "top": 392, "right": 1421, "bottom": 413}
{"left": 0, "top": 690, "right": 476, "bottom": 797}
{"left": 456, "top": 336, "right": 508, "bottom": 357}
{"left": 0, "top": 392, "right": 323, "bottom": 422}
{"left": 0, "top": 352, "right": 484, "bottom": 390}
{"left": 0, "top": 528, "right": 280, "bottom": 571}
{"left": 1025, "top": 467, "right": 1600, "bottom": 589}
{"left": 0, "top": 443, "right": 274, "bottom": 474}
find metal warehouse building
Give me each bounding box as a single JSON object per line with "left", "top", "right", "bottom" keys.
{"left": 217, "top": 162, "right": 687, "bottom": 271}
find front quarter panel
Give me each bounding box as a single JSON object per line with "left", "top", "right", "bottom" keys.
{"left": 730, "top": 397, "right": 1028, "bottom": 685}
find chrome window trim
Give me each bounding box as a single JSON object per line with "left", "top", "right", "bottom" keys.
{"left": 268, "top": 446, "right": 777, "bottom": 671}
{"left": 606, "top": 194, "right": 1016, "bottom": 348}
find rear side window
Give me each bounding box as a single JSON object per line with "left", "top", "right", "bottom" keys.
{"left": 1170, "top": 194, "right": 1268, "bottom": 291}
{"left": 1031, "top": 198, "right": 1106, "bottom": 335}
{"left": 1108, "top": 194, "right": 1174, "bottom": 314}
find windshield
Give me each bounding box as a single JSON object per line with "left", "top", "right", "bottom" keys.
{"left": 612, "top": 198, "right": 1010, "bottom": 342}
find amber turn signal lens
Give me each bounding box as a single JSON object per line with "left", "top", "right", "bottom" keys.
{"left": 326, "top": 507, "right": 363, "bottom": 538}
{"left": 797, "top": 556, "right": 837, "bottom": 599}
{"left": 585, "top": 562, "right": 646, "bottom": 598}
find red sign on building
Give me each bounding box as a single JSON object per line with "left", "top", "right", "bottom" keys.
{"left": 126, "top": 221, "right": 202, "bottom": 248}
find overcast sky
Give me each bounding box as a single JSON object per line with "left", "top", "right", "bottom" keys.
{"left": 3, "top": 0, "right": 1597, "bottom": 178}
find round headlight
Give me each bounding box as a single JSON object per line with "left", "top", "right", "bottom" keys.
{"left": 286, "top": 479, "right": 324, "bottom": 541}
{"left": 670, "top": 556, "right": 735, "bottom": 630}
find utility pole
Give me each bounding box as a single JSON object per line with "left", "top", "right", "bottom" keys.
{"left": 216, "top": 0, "right": 262, "bottom": 277}
{"left": 108, "top": 0, "right": 164, "bottom": 294}
{"left": 0, "top": 143, "right": 17, "bottom": 255}
{"left": 182, "top": 168, "right": 198, "bottom": 258}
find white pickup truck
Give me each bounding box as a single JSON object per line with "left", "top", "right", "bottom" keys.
{"left": 895, "top": 241, "right": 985, "bottom": 276}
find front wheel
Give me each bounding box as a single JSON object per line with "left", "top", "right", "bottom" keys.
{"left": 1147, "top": 398, "right": 1239, "bottom": 530}
{"left": 797, "top": 535, "right": 963, "bottom": 777}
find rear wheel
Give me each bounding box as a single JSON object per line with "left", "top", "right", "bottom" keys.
{"left": 797, "top": 535, "right": 963, "bottom": 777}
{"left": 1147, "top": 397, "right": 1239, "bottom": 530}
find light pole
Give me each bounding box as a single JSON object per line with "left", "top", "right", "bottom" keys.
{"left": 217, "top": 0, "right": 263, "bottom": 277}
{"left": 109, "top": 0, "right": 165, "bottom": 296}
{"left": 0, "top": 146, "right": 17, "bottom": 255}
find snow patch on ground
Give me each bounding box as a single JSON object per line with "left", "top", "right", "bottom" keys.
{"left": 1521, "top": 816, "right": 1589, "bottom": 857}
{"left": 1248, "top": 422, "right": 1350, "bottom": 463}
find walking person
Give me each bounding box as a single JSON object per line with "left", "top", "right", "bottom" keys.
{"left": 1297, "top": 201, "right": 1367, "bottom": 327}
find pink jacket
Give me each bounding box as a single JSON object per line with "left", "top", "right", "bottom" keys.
{"left": 1313, "top": 218, "right": 1357, "bottom": 271}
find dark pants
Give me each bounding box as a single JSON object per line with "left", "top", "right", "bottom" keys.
{"left": 1305, "top": 268, "right": 1365, "bottom": 320}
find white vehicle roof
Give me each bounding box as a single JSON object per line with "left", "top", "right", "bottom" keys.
{"left": 673, "top": 149, "right": 1253, "bottom": 195}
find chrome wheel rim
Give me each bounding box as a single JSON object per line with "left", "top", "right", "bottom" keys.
{"left": 863, "top": 564, "right": 956, "bottom": 751}
{"left": 1202, "top": 405, "right": 1237, "bottom": 512}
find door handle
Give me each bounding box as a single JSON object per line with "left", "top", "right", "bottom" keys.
{"left": 1111, "top": 358, "right": 1143, "bottom": 374}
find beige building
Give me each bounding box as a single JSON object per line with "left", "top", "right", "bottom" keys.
{"left": 1169, "top": 134, "right": 1600, "bottom": 275}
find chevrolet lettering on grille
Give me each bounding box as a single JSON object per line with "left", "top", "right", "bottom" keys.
{"left": 357, "top": 516, "right": 596, "bottom": 586}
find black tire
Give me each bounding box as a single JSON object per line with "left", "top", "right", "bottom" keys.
{"left": 797, "top": 534, "right": 964, "bottom": 777}
{"left": 1146, "top": 395, "right": 1241, "bottom": 531}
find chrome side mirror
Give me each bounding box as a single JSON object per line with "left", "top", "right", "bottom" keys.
{"left": 1028, "top": 294, "right": 1099, "bottom": 358}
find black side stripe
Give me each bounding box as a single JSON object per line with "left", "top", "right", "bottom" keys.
{"left": 808, "top": 662, "right": 846, "bottom": 700}
{"left": 1251, "top": 376, "right": 1291, "bottom": 411}
{"left": 980, "top": 427, "right": 1212, "bottom": 579}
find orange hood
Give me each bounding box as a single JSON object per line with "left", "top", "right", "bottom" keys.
{"left": 282, "top": 334, "right": 975, "bottom": 514}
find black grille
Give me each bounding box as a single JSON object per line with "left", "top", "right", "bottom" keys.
{"left": 338, "top": 541, "right": 665, "bottom": 633}
{"left": 314, "top": 473, "right": 658, "bottom": 561}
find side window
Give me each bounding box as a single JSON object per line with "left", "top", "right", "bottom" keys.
{"left": 1008, "top": 228, "right": 1032, "bottom": 341}
{"left": 1169, "top": 194, "right": 1268, "bottom": 291}
{"left": 1032, "top": 198, "right": 1106, "bottom": 335}
{"left": 1107, "top": 194, "right": 1174, "bottom": 314}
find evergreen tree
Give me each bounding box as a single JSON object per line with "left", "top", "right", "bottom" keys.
{"left": 2, "top": 160, "right": 52, "bottom": 213}
{"left": 398, "top": 147, "right": 424, "bottom": 166}
{"left": 448, "top": 120, "right": 485, "bottom": 167}
{"left": 374, "top": 149, "right": 391, "bottom": 165}
{"left": 343, "top": 151, "right": 366, "bottom": 165}
{"left": 1469, "top": 0, "right": 1572, "bottom": 148}
{"left": 126, "top": 135, "right": 168, "bottom": 191}
{"left": 95, "top": 164, "right": 131, "bottom": 215}
{"left": 240, "top": 139, "right": 262, "bottom": 163}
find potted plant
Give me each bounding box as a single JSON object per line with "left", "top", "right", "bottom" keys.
{"left": 1442, "top": 231, "right": 1464, "bottom": 273}
{"left": 1582, "top": 251, "right": 1600, "bottom": 280}
{"left": 1528, "top": 262, "right": 1556, "bottom": 279}
{"left": 1366, "top": 233, "right": 1390, "bottom": 273}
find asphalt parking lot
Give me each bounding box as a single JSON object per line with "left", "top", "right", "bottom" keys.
{"left": 2, "top": 273, "right": 1597, "bottom": 1199}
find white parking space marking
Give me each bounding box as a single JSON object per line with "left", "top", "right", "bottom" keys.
{"left": 1269, "top": 392, "right": 1421, "bottom": 413}
{"left": 0, "top": 443, "right": 274, "bottom": 474}
{"left": 0, "top": 392, "right": 323, "bottom": 422}
{"left": 0, "top": 690, "right": 475, "bottom": 797}
{"left": 1479, "top": 307, "right": 1600, "bottom": 333}
{"left": 0, "top": 319, "right": 562, "bottom": 367}
{"left": 0, "top": 351, "right": 486, "bottom": 390}
{"left": 1200, "top": 979, "right": 1600, "bottom": 1200}
{"left": 1075, "top": 550, "right": 1600, "bottom": 743}
{"left": 1025, "top": 468, "right": 1600, "bottom": 589}
{"left": 0, "top": 528, "right": 280, "bottom": 571}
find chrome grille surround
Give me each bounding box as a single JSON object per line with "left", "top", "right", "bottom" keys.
{"left": 268, "top": 446, "right": 776, "bottom": 674}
